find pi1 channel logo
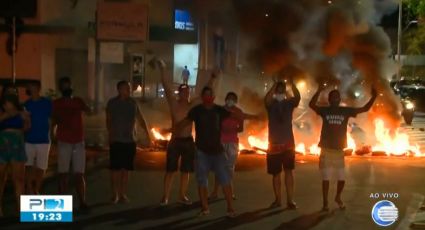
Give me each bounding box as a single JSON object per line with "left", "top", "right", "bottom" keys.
{"left": 20, "top": 195, "right": 73, "bottom": 222}
{"left": 371, "top": 200, "right": 399, "bottom": 227}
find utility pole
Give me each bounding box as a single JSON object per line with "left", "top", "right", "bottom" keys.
{"left": 12, "top": 16, "right": 16, "bottom": 84}
{"left": 396, "top": 1, "right": 402, "bottom": 81}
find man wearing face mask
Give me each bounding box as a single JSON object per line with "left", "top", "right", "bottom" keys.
{"left": 157, "top": 60, "right": 218, "bottom": 207}
{"left": 52, "top": 76, "right": 91, "bottom": 211}
{"left": 175, "top": 87, "right": 247, "bottom": 218}
{"left": 309, "top": 84, "right": 377, "bottom": 211}
{"left": 264, "top": 77, "right": 300, "bottom": 210}
{"left": 24, "top": 81, "right": 52, "bottom": 195}
{"left": 210, "top": 92, "right": 257, "bottom": 200}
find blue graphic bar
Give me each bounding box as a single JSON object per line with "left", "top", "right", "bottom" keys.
{"left": 20, "top": 211, "right": 73, "bottom": 222}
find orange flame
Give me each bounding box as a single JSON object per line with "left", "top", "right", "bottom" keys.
{"left": 247, "top": 135, "right": 268, "bottom": 154}
{"left": 151, "top": 128, "right": 171, "bottom": 141}
{"left": 241, "top": 118, "right": 423, "bottom": 157}
{"left": 295, "top": 143, "right": 306, "bottom": 155}
{"left": 371, "top": 119, "right": 422, "bottom": 156}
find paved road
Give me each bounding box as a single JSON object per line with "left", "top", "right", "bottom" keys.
{"left": 402, "top": 115, "right": 425, "bottom": 152}
{"left": 1, "top": 151, "right": 425, "bottom": 230}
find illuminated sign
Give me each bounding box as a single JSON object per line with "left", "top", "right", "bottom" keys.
{"left": 175, "top": 9, "right": 195, "bottom": 31}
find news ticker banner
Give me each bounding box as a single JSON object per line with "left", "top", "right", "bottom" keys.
{"left": 20, "top": 195, "right": 73, "bottom": 222}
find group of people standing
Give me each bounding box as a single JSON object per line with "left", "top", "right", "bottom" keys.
{"left": 0, "top": 59, "right": 377, "bottom": 219}
{"left": 156, "top": 59, "right": 378, "bottom": 217}
{"left": 0, "top": 77, "right": 92, "bottom": 216}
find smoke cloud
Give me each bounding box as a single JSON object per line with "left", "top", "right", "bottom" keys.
{"left": 233, "top": 0, "right": 401, "bottom": 129}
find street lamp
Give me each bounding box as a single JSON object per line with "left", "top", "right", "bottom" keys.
{"left": 396, "top": 1, "right": 418, "bottom": 81}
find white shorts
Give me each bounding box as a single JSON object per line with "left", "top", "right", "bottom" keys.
{"left": 57, "top": 142, "right": 86, "bottom": 174}
{"left": 25, "top": 143, "right": 51, "bottom": 170}
{"left": 319, "top": 148, "right": 345, "bottom": 181}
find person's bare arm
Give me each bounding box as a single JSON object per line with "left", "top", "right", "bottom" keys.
{"left": 50, "top": 106, "right": 58, "bottom": 143}
{"left": 309, "top": 85, "right": 323, "bottom": 114}
{"left": 265, "top": 81, "right": 277, "bottom": 107}
{"left": 191, "top": 70, "right": 219, "bottom": 105}
{"left": 238, "top": 119, "right": 244, "bottom": 133}
{"left": 77, "top": 98, "right": 92, "bottom": 115}
{"left": 106, "top": 106, "right": 112, "bottom": 143}
{"left": 356, "top": 87, "right": 378, "bottom": 114}
{"left": 289, "top": 78, "right": 301, "bottom": 107}
{"left": 158, "top": 60, "right": 175, "bottom": 103}
{"left": 22, "top": 111, "right": 31, "bottom": 131}
{"left": 136, "top": 105, "right": 153, "bottom": 146}
{"left": 0, "top": 112, "right": 13, "bottom": 122}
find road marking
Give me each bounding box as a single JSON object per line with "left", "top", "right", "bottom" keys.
{"left": 396, "top": 193, "right": 425, "bottom": 230}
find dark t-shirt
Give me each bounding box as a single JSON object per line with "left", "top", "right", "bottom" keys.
{"left": 24, "top": 97, "right": 52, "bottom": 144}
{"left": 266, "top": 99, "right": 297, "bottom": 148}
{"left": 316, "top": 107, "right": 360, "bottom": 150}
{"left": 187, "top": 104, "right": 230, "bottom": 154}
{"left": 107, "top": 97, "right": 138, "bottom": 143}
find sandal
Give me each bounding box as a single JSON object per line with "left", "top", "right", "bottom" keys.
{"left": 269, "top": 201, "right": 282, "bottom": 209}
{"left": 227, "top": 210, "right": 237, "bottom": 218}
{"left": 321, "top": 206, "right": 330, "bottom": 212}
{"left": 159, "top": 199, "right": 168, "bottom": 207}
{"left": 178, "top": 198, "right": 193, "bottom": 206}
{"left": 287, "top": 202, "right": 298, "bottom": 210}
{"left": 198, "top": 209, "right": 210, "bottom": 217}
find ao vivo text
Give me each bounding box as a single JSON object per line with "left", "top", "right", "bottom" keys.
{"left": 370, "top": 193, "right": 399, "bottom": 199}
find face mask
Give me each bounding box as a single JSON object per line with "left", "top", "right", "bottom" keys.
{"left": 225, "top": 99, "right": 235, "bottom": 107}
{"left": 25, "top": 89, "right": 32, "bottom": 96}
{"left": 202, "top": 95, "right": 215, "bottom": 105}
{"left": 275, "top": 94, "right": 285, "bottom": 102}
{"left": 61, "top": 88, "right": 73, "bottom": 97}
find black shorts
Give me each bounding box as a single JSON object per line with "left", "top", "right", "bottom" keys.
{"left": 166, "top": 137, "right": 195, "bottom": 172}
{"left": 266, "top": 150, "right": 295, "bottom": 175}
{"left": 110, "top": 142, "right": 136, "bottom": 170}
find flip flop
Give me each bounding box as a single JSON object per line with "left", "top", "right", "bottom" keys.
{"left": 287, "top": 202, "right": 298, "bottom": 210}
{"left": 198, "top": 210, "right": 210, "bottom": 217}
{"left": 321, "top": 206, "right": 330, "bottom": 212}
{"left": 227, "top": 211, "right": 237, "bottom": 218}
{"left": 111, "top": 196, "right": 120, "bottom": 205}
{"left": 269, "top": 201, "right": 282, "bottom": 209}
{"left": 178, "top": 198, "right": 193, "bottom": 206}
{"left": 159, "top": 199, "right": 168, "bottom": 207}
{"left": 209, "top": 195, "right": 218, "bottom": 201}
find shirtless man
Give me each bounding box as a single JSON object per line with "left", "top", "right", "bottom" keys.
{"left": 158, "top": 60, "right": 217, "bottom": 206}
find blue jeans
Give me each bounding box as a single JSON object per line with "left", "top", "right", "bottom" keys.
{"left": 196, "top": 150, "right": 231, "bottom": 187}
